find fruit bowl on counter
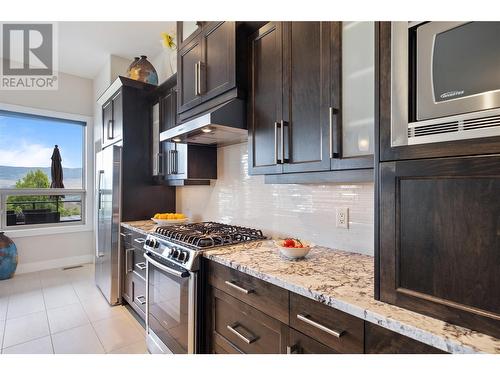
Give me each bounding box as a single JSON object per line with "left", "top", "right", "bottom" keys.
{"left": 151, "top": 213, "right": 189, "bottom": 226}
{"left": 274, "top": 238, "right": 313, "bottom": 259}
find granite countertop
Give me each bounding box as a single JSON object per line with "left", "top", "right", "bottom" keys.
{"left": 203, "top": 240, "right": 500, "bottom": 354}
{"left": 121, "top": 220, "right": 157, "bottom": 235}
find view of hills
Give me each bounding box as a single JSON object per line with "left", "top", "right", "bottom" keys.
{"left": 0, "top": 165, "right": 83, "bottom": 189}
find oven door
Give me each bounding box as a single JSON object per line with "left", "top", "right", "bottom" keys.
{"left": 144, "top": 252, "right": 197, "bottom": 354}
{"left": 416, "top": 21, "right": 500, "bottom": 121}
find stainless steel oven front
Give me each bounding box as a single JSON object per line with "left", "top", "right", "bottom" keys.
{"left": 144, "top": 251, "right": 197, "bottom": 354}
{"left": 391, "top": 21, "right": 500, "bottom": 146}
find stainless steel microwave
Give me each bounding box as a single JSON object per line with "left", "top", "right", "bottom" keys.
{"left": 391, "top": 22, "right": 500, "bottom": 146}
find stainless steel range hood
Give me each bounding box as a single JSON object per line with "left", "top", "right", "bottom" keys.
{"left": 159, "top": 99, "right": 247, "bottom": 146}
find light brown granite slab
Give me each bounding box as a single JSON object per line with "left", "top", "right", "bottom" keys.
{"left": 121, "top": 220, "right": 157, "bottom": 235}
{"left": 203, "top": 240, "right": 500, "bottom": 354}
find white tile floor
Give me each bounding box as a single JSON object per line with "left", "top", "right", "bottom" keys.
{"left": 0, "top": 264, "right": 147, "bottom": 354}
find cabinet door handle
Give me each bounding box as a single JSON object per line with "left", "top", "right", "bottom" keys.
{"left": 125, "top": 248, "right": 134, "bottom": 273}
{"left": 329, "top": 107, "right": 340, "bottom": 158}
{"left": 194, "top": 62, "right": 199, "bottom": 96}
{"left": 107, "top": 120, "right": 114, "bottom": 140}
{"left": 134, "top": 238, "right": 146, "bottom": 244}
{"left": 274, "top": 122, "right": 282, "bottom": 165}
{"left": 224, "top": 280, "right": 254, "bottom": 294}
{"left": 157, "top": 153, "right": 164, "bottom": 175}
{"left": 296, "top": 314, "right": 345, "bottom": 338}
{"left": 135, "top": 295, "right": 146, "bottom": 305}
{"left": 286, "top": 345, "right": 299, "bottom": 354}
{"left": 135, "top": 262, "right": 147, "bottom": 270}
{"left": 281, "top": 120, "right": 289, "bottom": 163}
{"left": 226, "top": 324, "right": 258, "bottom": 344}
{"left": 197, "top": 61, "right": 202, "bottom": 95}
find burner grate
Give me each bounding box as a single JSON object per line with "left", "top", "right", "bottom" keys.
{"left": 154, "top": 222, "right": 265, "bottom": 249}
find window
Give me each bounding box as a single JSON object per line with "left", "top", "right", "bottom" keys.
{"left": 0, "top": 109, "right": 87, "bottom": 229}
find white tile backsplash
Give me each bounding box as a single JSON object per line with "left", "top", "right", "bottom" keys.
{"left": 176, "top": 142, "right": 374, "bottom": 255}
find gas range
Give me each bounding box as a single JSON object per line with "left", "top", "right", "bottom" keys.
{"left": 143, "top": 222, "right": 266, "bottom": 271}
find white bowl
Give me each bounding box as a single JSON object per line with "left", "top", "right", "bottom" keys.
{"left": 151, "top": 218, "right": 189, "bottom": 226}
{"left": 274, "top": 240, "right": 312, "bottom": 259}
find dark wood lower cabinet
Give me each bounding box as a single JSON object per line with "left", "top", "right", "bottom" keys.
{"left": 121, "top": 228, "right": 146, "bottom": 321}
{"left": 364, "top": 323, "right": 446, "bottom": 354}
{"left": 204, "top": 260, "right": 448, "bottom": 354}
{"left": 210, "top": 287, "right": 288, "bottom": 354}
{"left": 378, "top": 155, "right": 500, "bottom": 338}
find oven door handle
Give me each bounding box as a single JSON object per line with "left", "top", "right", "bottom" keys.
{"left": 144, "top": 252, "right": 190, "bottom": 278}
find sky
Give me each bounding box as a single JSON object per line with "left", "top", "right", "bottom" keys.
{"left": 0, "top": 111, "right": 83, "bottom": 169}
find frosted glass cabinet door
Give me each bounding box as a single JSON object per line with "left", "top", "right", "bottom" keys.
{"left": 342, "top": 22, "right": 375, "bottom": 157}
{"left": 182, "top": 22, "right": 201, "bottom": 43}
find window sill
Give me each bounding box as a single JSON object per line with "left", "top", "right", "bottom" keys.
{"left": 4, "top": 222, "right": 92, "bottom": 239}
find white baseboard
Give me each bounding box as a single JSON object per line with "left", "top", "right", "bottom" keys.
{"left": 16, "top": 254, "right": 95, "bottom": 274}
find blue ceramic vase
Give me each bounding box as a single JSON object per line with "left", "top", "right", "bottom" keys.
{"left": 0, "top": 232, "right": 17, "bottom": 280}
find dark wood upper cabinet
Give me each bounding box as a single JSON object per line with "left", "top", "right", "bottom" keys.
{"left": 249, "top": 22, "right": 375, "bottom": 179}
{"left": 248, "top": 22, "right": 284, "bottom": 175}
{"left": 101, "top": 90, "right": 123, "bottom": 148}
{"left": 281, "top": 22, "right": 332, "bottom": 173}
{"left": 151, "top": 75, "right": 177, "bottom": 177}
{"left": 378, "top": 155, "right": 500, "bottom": 338}
{"left": 176, "top": 21, "right": 259, "bottom": 122}
{"left": 178, "top": 36, "right": 203, "bottom": 113}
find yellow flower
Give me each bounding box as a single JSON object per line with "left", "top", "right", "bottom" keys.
{"left": 161, "top": 32, "right": 176, "bottom": 50}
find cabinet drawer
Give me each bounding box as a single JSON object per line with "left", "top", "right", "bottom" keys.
{"left": 207, "top": 261, "right": 289, "bottom": 324}
{"left": 290, "top": 293, "right": 364, "bottom": 353}
{"left": 132, "top": 274, "right": 146, "bottom": 314}
{"left": 132, "top": 248, "right": 146, "bottom": 280}
{"left": 211, "top": 287, "right": 287, "bottom": 354}
{"left": 288, "top": 328, "right": 337, "bottom": 354}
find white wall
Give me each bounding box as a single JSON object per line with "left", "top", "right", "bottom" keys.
{"left": 176, "top": 143, "right": 374, "bottom": 255}
{"left": 150, "top": 48, "right": 176, "bottom": 84}
{"left": 0, "top": 68, "right": 95, "bottom": 274}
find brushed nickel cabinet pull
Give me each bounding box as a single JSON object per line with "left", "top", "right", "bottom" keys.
{"left": 135, "top": 295, "right": 146, "bottom": 305}
{"left": 329, "top": 107, "right": 340, "bottom": 158}
{"left": 197, "top": 61, "right": 202, "bottom": 95}
{"left": 135, "top": 262, "right": 147, "bottom": 270}
{"left": 226, "top": 324, "right": 258, "bottom": 344}
{"left": 296, "top": 313, "right": 345, "bottom": 338}
{"left": 194, "top": 62, "right": 198, "bottom": 96}
{"left": 274, "top": 122, "right": 282, "bottom": 165}
{"left": 329, "top": 107, "right": 333, "bottom": 158}
{"left": 224, "top": 280, "right": 254, "bottom": 294}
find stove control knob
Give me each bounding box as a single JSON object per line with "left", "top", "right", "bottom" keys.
{"left": 178, "top": 252, "right": 186, "bottom": 262}
{"left": 182, "top": 251, "right": 190, "bottom": 263}
{"left": 172, "top": 249, "right": 180, "bottom": 258}
{"left": 169, "top": 248, "right": 175, "bottom": 257}
{"left": 145, "top": 239, "right": 151, "bottom": 247}
{"left": 154, "top": 241, "right": 160, "bottom": 249}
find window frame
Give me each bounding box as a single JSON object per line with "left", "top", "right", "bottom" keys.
{"left": 0, "top": 103, "right": 93, "bottom": 237}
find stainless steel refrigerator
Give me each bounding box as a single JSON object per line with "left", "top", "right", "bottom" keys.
{"left": 95, "top": 145, "right": 122, "bottom": 305}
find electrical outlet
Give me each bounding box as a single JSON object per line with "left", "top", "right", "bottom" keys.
{"left": 336, "top": 207, "right": 349, "bottom": 229}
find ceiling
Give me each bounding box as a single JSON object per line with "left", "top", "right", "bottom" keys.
{"left": 1, "top": 22, "right": 176, "bottom": 79}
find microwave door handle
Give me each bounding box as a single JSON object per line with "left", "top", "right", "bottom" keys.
{"left": 144, "top": 252, "right": 189, "bottom": 278}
